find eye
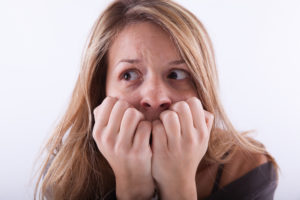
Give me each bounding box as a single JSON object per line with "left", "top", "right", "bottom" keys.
{"left": 121, "top": 70, "right": 139, "bottom": 81}
{"left": 167, "top": 69, "right": 189, "bottom": 80}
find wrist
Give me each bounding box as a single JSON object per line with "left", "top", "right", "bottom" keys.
{"left": 158, "top": 179, "right": 197, "bottom": 200}
{"left": 115, "top": 179, "right": 155, "bottom": 200}
{"left": 116, "top": 192, "right": 152, "bottom": 200}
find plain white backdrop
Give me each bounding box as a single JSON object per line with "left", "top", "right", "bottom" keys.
{"left": 0, "top": 0, "right": 299, "bottom": 199}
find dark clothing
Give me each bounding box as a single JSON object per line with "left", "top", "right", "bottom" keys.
{"left": 206, "top": 161, "right": 277, "bottom": 200}
{"left": 104, "top": 161, "right": 277, "bottom": 200}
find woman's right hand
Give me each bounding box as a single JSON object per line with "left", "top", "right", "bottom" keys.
{"left": 92, "top": 97, "right": 155, "bottom": 200}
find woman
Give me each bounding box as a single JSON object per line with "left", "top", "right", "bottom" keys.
{"left": 34, "top": 0, "right": 278, "bottom": 199}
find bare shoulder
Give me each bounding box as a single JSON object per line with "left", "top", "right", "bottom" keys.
{"left": 220, "top": 148, "right": 269, "bottom": 188}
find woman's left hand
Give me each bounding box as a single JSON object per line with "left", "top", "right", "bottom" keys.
{"left": 151, "top": 97, "right": 214, "bottom": 200}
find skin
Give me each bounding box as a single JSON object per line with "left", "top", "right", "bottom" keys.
{"left": 92, "top": 22, "right": 214, "bottom": 200}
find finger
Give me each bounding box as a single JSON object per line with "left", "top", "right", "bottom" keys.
{"left": 133, "top": 121, "right": 152, "bottom": 150}
{"left": 93, "top": 96, "right": 117, "bottom": 128}
{"left": 93, "top": 97, "right": 118, "bottom": 140}
{"left": 204, "top": 110, "right": 214, "bottom": 134}
{"left": 186, "top": 97, "right": 205, "bottom": 131}
{"left": 159, "top": 110, "right": 180, "bottom": 150}
{"left": 186, "top": 97, "right": 213, "bottom": 141}
{"left": 170, "top": 101, "right": 194, "bottom": 135}
{"left": 106, "top": 99, "right": 131, "bottom": 135}
{"left": 118, "top": 108, "right": 144, "bottom": 149}
{"left": 152, "top": 120, "right": 168, "bottom": 153}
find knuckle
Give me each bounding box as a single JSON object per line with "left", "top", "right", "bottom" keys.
{"left": 138, "top": 120, "right": 150, "bottom": 130}
{"left": 94, "top": 97, "right": 117, "bottom": 116}
{"left": 126, "top": 107, "right": 143, "bottom": 120}
{"left": 106, "top": 96, "right": 117, "bottom": 103}
{"left": 124, "top": 107, "right": 134, "bottom": 116}
{"left": 131, "top": 148, "right": 148, "bottom": 162}
{"left": 188, "top": 96, "right": 200, "bottom": 104}
{"left": 208, "top": 112, "right": 214, "bottom": 121}
{"left": 92, "top": 125, "right": 102, "bottom": 141}
{"left": 209, "top": 115, "right": 214, "bottom": 125}
{"left": 114, "top": 142, "right": 126, "bottom": 155}
{"left": 106, "top": 96, "right": 115, "bottom": 101}
{"left": 185, "top": 136, "right": 197, "bottom": 147}
{"left": 135, "top": 110, "right": 144, "bottom": 120}
{"left": 101, "top": 134, "right": 114, "bottom": 147}
{"left": 159, "top": 110, "right": 168, "bottom": 119}
{"left": 118, "top": 99, "right": 131, "bottom": 109}
{"left": 204, "top": 111, "right": 214, "bottom": 124}
{"left": 92, "top": 129, "right": 98, "bottom": 140}
{"left": 187, "top": 96, "right": 203, "bottom": 108}
{"left": 128, "top": 152, "right": 138, "bottom": 163}
{"left": 127, "top": 149, "right": 143, "bottom": 162}
{"left": 131, "top": 147, "right": 141, "bottom": 157}
{"left": 93, "top": 107, "right": 98, "bottom": 116}
{"left": 93, "top": 104, "right": 103, "bottom": 117}
{"left": 172, "top": 101, "right": 189, "bottom": 112}
{"left": 159, "top": 110, "right": 167, "bottom": 119}
{"left": 200, "top": 130, "right": 210, "bottom": 141}
{"left": 161, "top": 110, "right": 177, "bottom": 122}
{"left": 102, "top": 96, "right": 116, "bottom": 107}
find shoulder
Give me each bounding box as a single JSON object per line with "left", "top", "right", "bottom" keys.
{"left": 220, "top": 149, "right": 270, "bottom": 187}
{"left": 212, "top": 148, "right": 278, "bottom": 199}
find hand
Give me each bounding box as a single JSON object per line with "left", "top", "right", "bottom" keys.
{"left": 151, "top": 97, "right": 214, "bottom": 200}
{"left": 93, "top": 97, "right": 155, "bottom": 200}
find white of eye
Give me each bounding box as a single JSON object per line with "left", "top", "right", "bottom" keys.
{"left": 168, "top": 69, "right": 188, "bottom": 80}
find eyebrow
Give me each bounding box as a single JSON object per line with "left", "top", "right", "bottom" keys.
{"left": 116, "top": 59, "right": 185, "bottom": 66}
{"left": 168, "top": 59, "right": 185, "bottom": 65}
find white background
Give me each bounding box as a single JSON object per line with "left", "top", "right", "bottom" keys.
{"left": 0, "top": 0, "right": 299, "bottom": 199}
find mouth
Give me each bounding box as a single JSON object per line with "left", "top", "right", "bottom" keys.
{"left": 150, "top": 132, "right": 153, "bottom": 145}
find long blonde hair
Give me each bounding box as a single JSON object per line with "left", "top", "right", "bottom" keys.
{"left": 34, "top": 0, "right": 276, "bottom": 199}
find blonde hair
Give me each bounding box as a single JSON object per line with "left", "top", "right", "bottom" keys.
{"left": 34, "top": 0, "right": 277, "bottom": 199}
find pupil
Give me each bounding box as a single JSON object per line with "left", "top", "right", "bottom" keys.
{"left": 124, "top": 73, "right": 130, "bottom": 80}
{"left": 169, "top": 72, "right": 177, "bottom": 79}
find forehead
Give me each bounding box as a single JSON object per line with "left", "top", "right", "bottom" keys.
{"left": 107, "top": 22, "right": 181, "bottom": 66}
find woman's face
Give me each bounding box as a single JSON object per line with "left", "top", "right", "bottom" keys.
{"left": 106, "top": 22, "right": 198, "bottom": 121}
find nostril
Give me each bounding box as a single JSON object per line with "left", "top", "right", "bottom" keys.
{"left": 160, "top": 102, "right": 170, "bottom": 110}
{"left": 142, "top": 102, "right": 151, "bottom": 108}
{"left": 141, "top": 100, "right": 171, "bottom": 110}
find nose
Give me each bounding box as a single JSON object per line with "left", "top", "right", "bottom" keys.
{"left": 141, "top": 97, "right": 171, "bottom": 110}
{"left": 140, "top": 80, "right": 172, "bottom": 114}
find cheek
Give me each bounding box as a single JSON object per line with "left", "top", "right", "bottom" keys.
{"left": 119, "top": 91, "right": 140, "bottom": 105}
{"left": 169, "top": 82, "right": 198, "bottom": 100}
{"left": 172, "top": 90, "right": 198, "bottom": 103}
{"left": 106, "top": 85, "right": 141, "bottom": 106}
{"left": 187, "top": 85, "right": 198, "bottom": 98}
